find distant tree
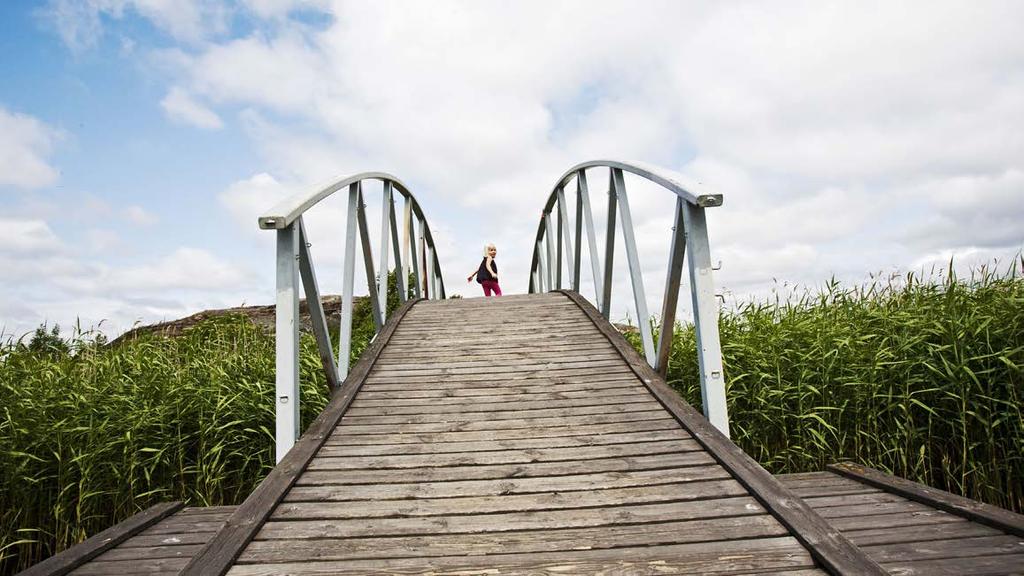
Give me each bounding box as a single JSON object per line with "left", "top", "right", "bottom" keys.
{"left": 26, "top": 324, "right": 70, "bottom": 360}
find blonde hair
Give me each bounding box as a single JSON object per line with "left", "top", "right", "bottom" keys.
{"left": 483, "top": 243, "right": 496, "bottom": 257}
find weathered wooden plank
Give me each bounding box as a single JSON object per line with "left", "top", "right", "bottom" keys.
{"left": 378, "top": 341, "right": 614, "bottom": 357}
{"left": 815, "top": 500, "right": 933, "bottom": 519}
{"left": 90, "top": 544, "right": 205, "bottom": 562}
{"left": 344, "top": 393, "right": 652, "bottom": 416}
{"left": 240, "top": 514, "right": 787, "bottom": 563}
{"left": 785, "top": 483, "right": 884, "bottom": 499}
{"left": 254, "top": 496, "right": 767, "bottom": 539}
{"left": 336, "top": 409, "right": 671, "bottom": 434}
{"left": 829, "top": 461, "right": 1024, "bottom": 538}
{"left": 274, "top": 479, "right": 747, "bottom": 520}
{"left": 116, "top": 531, "right": 222, "bottom": 549}
{"left": 68, "top": 557, "right": 189, "bottom": 575}
{"left": 367, "top": 358, "right": 626, "bottom": 378}
{"left": 879, "top": 553, "right": 1024, "bottom": 576}
{"left": 558, "top": 290, "right": 887, "bottom": 576}
{"left": 339, "top": 401, "right": 661, "bottom": 425}
{"left": 363, "top": 365, "right": 639, "bottom": 384}
{"left": 140, "top": 520, "right": 229, "bottom": 534}
{"left": 826, "top": 509, "right": 964, "bottom": 531}
{"left": 179, "top": 299, "right": 420, "bottom": 576}
{"left": 370, "top": 353, "right": 622, "bottom": 371}
{"left": 352, "top": 384, "right": 647, "bottom": 404}
{"left": 802, "top": 491, "right": 909, "bottom": 509}
{"left": 298, "top": 451, "right": 716, "bottom": 485}
{"left": 361, "top": 372, "right": 641, "bottom": 390}
{"left": 287, "top": 465, "right": 729, "bottom": 500}
{"left": 310, "top": 439, "right": 701, "bottom": 469}
{"left": 844, "top": 520, "right": 1001, "bottom": 547}
{"left": 19, "top": 501, "right": 184, "bottom": 576}
{"left": 321, "top": 428, "right": 690, "bottom": 455}
{"left": 863, "top": 534, "right": 1024, "bottom": 563}
{"left": 327, "top": 418, "right": 680, "bottom": 445}
{"left": 230, "top": 536, "right": 814, "bottom": 576}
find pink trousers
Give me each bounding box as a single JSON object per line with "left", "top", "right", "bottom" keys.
{"left": 482, "top": 280, "right": 502, "bottom": 297}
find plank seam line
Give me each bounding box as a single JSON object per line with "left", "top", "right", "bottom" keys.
{"left": 178, "top": 297, "right": 422, "bottom": 576}
{"left": 556, "top": 289, "right": 888, "bottom": 576}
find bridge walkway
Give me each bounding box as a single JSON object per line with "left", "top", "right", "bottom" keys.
{"left": 182, "top": 291, "right": 864, "bottom": 575}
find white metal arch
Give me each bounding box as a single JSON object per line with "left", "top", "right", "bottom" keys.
{"left": 260, "top": 172, "right": 446, "bottom": 461}
{"left": 528, "top": 160, "right": 730, "bottom": 437}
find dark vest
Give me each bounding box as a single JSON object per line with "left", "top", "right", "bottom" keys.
{"left": 477, "top": 258, "right": 496, "bottom": 283}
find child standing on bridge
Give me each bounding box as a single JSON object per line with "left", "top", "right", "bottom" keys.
{"left": 467, "top": 244, "right": 502, "bottom": 297}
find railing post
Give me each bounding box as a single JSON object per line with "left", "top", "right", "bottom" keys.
{"left": 656, "top": 197, "right": 687, "bottom": 376}
{"left": 573, "top": 177, "right": 583, "bottom": 292}
{"left": 611, "top": 168, "right": 656, "bottom": 366}
{"left": 578, "top": 170, "right": 603, "bottom": 308}
{"left": 378, "top": 181, "right": 392, "bottom": 321}
{"left": 356, "top": 185, "right": 383, "bottom": 330}
{"left": 417, "top": 217, "right": 428, "bottom": 298}
{"left": 274, "top": 223, "right": 300, "bottom": 463}
{"left": 601, "top": 171, "right": 617, "bottom": 319}
{"left": 388, "top": 192, "right": 406, "bottom": 302}
{"left": 557, "top": 185, "right": 574, "bottom": 291}
{"left": 339, "top": 183, "right": 359, "bottom": 379}
{"left": 555, "top": 198, "right": 563, "bottom": 289}
{"left": 683, "top": 203, "right": 730, "bottom": 437}
{"left": 544, "top": 212, "right": 556, "bottom": 291}
{"left": 297, "top": 218, "right": 340, "bottom": 390}
{"left": 406, "top": 201, "right": 421, "bottom": 299}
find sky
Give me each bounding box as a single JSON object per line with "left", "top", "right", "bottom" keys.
{"left": 1, "top": 0, "right": 1022, "bottom": 339}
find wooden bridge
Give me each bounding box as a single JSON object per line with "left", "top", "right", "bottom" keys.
{"left": 19, "top": 162, "right": 1024, "bottom": 575}
{"left": 22, "top": 293, "right": 1024, "bottom": 575}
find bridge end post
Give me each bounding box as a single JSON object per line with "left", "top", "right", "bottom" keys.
{"left": 275, "top": 223, "right": 301, "bottom": 462}
{"left": 683, "top": 203, "right": 730, "bottom": 438}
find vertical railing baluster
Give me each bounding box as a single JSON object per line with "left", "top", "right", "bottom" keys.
{"left": 417, "top": 217, "right": 428, "bottom": 298}
{"left": 611, "top": 168, "right": 656, "bottom": 366}
{"left": 544, "top": 212, "right": 556, "bottom": 291}
{"left": 339, "top": 183, "right": 359, "bottom": 379}
{"left": 356, "top": 184, "right": 383, "bottom": 330}
{"left": 428, "top": 245, "right": 438, "bottom": 300}
{"left": 601, "top": 170, "right": 617, "bottom": 319}
{"left": 683, "top": 203, "right": 730, "bottom": 437}
{"left": 377, "top": 181, "right": 392, "bottom": 322}
{"left": 389, "top": 191, "right": 406, "bottom": 302}
{"left": 557, "top": 185, "right": 574, "bottom": 291}
{"left": 537, "top": 239, "right": 547, "bottom": 292}
{"left": 274, "top": 222, "right": 300, "bottom": 463}
{"left": 297, "top": 218, "right": 340, "bottom": 390}
{"left": 555, "top": 195, "right": 563, "bottom": 289}
{"left": 573, "top": 176, "right": 583, "bottom": 292}
{"left": 406, "top": 200, "right": 421, "bottom": 299}
{"left": 655, "top": 197, "right": 687, "bottom": 376}
{"left": 578, "top": 170, "right": 603, "bottom": 309}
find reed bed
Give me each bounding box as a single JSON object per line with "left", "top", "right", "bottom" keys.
{"left": 647, "top": 262, "right": 1024, "bottom": 514}
{"left": 0, "top": 292, "right": 388, "bottom": 574}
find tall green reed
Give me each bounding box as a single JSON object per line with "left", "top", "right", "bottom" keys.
{"left": 644, "top": 261, "right": 1023, "bottom": 513}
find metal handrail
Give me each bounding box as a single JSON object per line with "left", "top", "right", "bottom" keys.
{"left": 528, "top": 160, "right": 730, "bottom": 437}
{"left": 260, "top": 172, "right": 445, "bottom": 461}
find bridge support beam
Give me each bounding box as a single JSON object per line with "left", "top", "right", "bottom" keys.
{"left": 684, "top": 203, "right": 730, "bottom": 438}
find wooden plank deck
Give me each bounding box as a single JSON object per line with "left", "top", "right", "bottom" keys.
{"left": 777, "top": 470, "right": 1024, "bottom": 575}
{"left": 185, "top": 292, "right": 875, "bottom": 575}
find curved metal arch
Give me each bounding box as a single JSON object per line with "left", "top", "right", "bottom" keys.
{"left": 260, "top": 171, "right": 446, "bottom": 462}
{"left": 529, "top": 160, "right": 730, "bottom": 437}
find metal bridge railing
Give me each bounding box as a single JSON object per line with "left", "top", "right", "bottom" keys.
{"left": 260, "top": 172, "right": 445, "bottom": 461}
{"left": 529, "top": 160, "right": 730, "bottom": 437}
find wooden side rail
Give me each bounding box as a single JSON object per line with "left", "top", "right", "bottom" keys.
{"left": 17, "top": 501, "right": 184, "bottom": 576}
{"left": 829, "top": 461, "right": 1024, "bottom": 538}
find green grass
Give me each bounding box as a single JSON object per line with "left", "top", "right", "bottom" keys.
{"left": 0, "top": 291, "right": 390, "bottom": 574}
{"left": 636, "top": 261, "right": 1024, "bottom": 514}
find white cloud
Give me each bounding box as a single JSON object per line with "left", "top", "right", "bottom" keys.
{"left": 42, "top": 0, "right": 231, "bottom": 50}
{"left": 0, "top": 107, "right": 62, "bottom": 189}
{"left": 122, "top": 205, "right": 159, "bottom": 226}
{"left": 0, "top": 219, "right": 65, "bottom": 255}
{"left": 160, "top": 87, "right": 223, "bottom": 129}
